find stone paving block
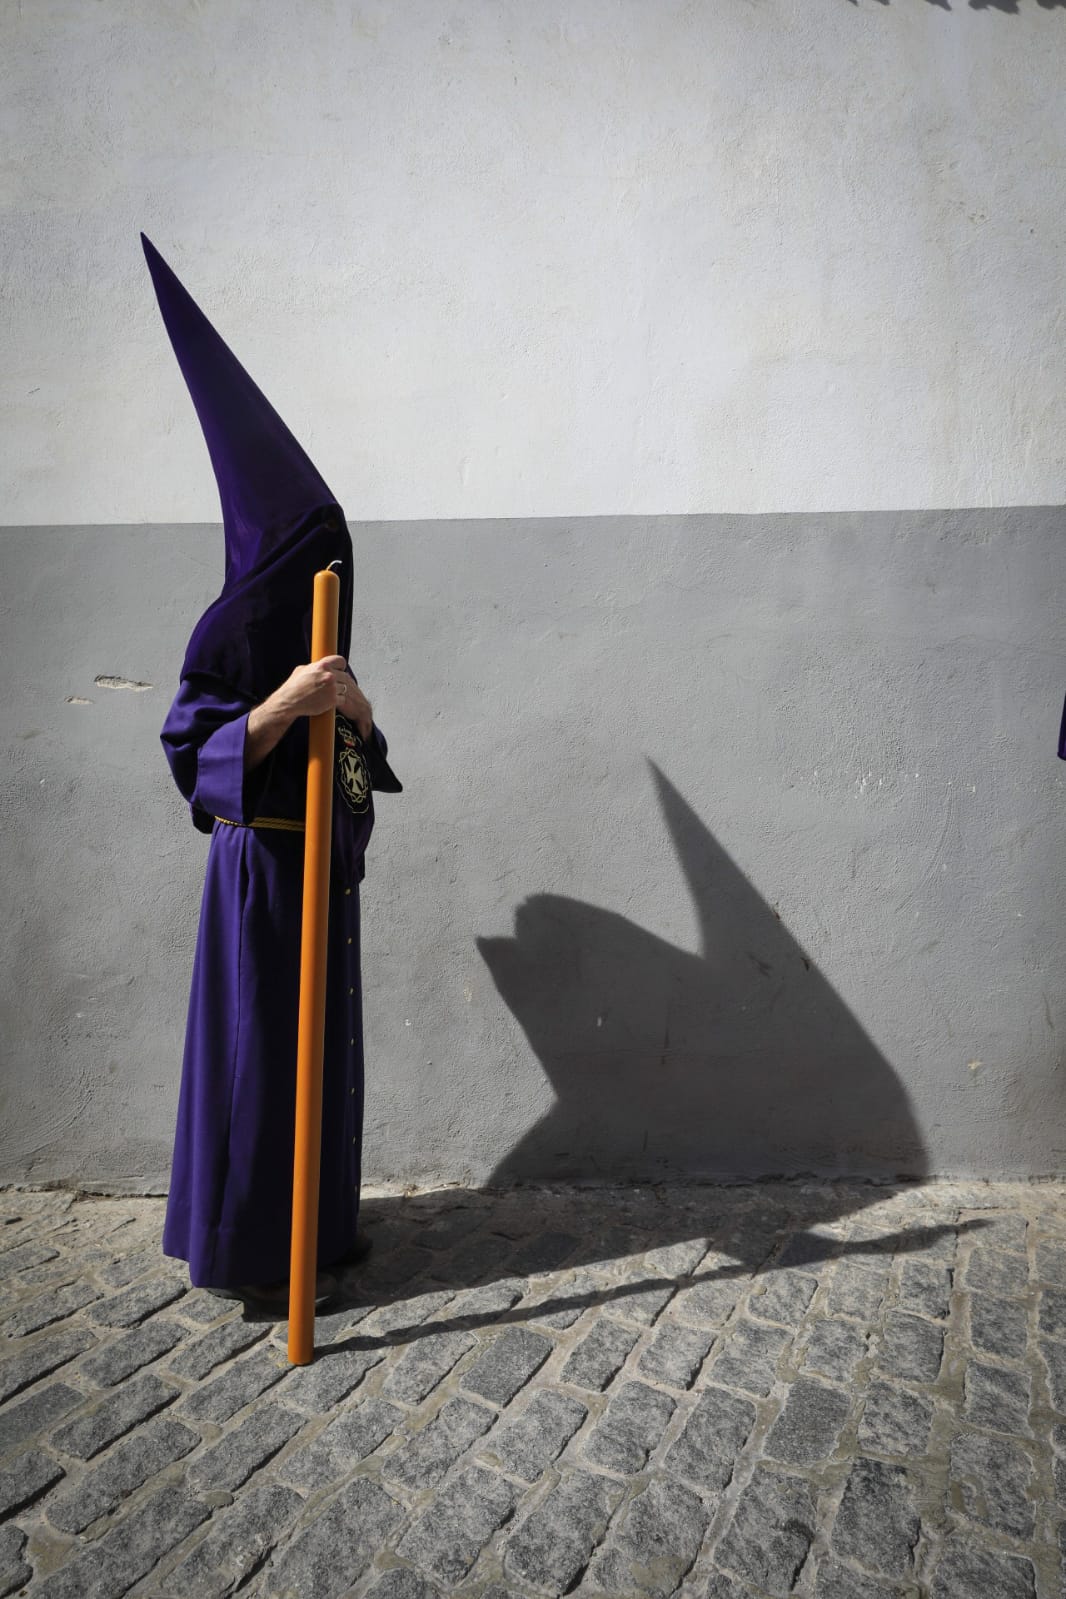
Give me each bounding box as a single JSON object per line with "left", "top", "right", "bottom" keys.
{"left": 175, "top": 1289, "right": 233, "bottom": 1324}
{"left": 462, "top": 1327, "right": 552, "bottom": 1406}
{"left": 831, "top": 1458, "right": 919, "bottom": 1580}
{"left": 643, "top": 1238, "right": 711, "bottom": 1279}
{"left": 0, "top": 1242, "right": 59, "bottom": 1278}
{"left": 162, "top": 1479, "right": 304, "bottom": 1598}
{"left": 831, "top": 1240, "right": 894, "bottom": 1279}
{"left": 674, "top": 1274, "right": 741, "bottom": 1326}
{"left": 562, "top": 1318, "right": 639, "bottom": 1391}
{"left": 417, "top": 1208, "right": 486, "bottom": 1251}
{"left": 262, "top": 1476, "right": 404, "bottom": 1598}
{"left": 815, "top": 1560, "right": 909, "bottom": 1598}
{"left": 766, "top": 1377, "right": 851, "bottom": 1465}
{"left": 96, "top": 1244, "right": 163, "bottom": 1288}
{"left": 1039, "top": 1336, "right": 1066, "bottom": 1412}
{"left": 750, "top": 1270, "right": 818, "bottom": 1327}
{"left": 0, "top": 1525, "right": 31, "bottom": 1598}
{"left": 803, "top": 1318, "right": 868, "bottom": 1383}
{"left": 504, "top": 1468, "right": 623, "bottom": 1590}
{"left": 609, "top": 1281, "right": 676, "bottom": 1327}
{"left": 591, "top": 1476, "right": 708, "bottom": 1598}
{"left": 87, "top": 1273, "right": 187, "bottom": 1328}
{"left": 79, "top": 1318, "right": 183, "bottom": 1387}
{"left": 856, "top": 1379, "right": 933, "bottom": 1458}
{"left": 448, "top": 1277, "right": 524, "bottom": 1321}
{"left": 47, "top": 1416, "right": 198, "bottom": 1533}
{"left": 585, "top": 1381, "right": 676, "bottom": 1474}
{"left": 366, "top": 1572, "right": 443, "bottom": 1599}
{"left": 775, "top": 1230, "right": 839, "bottom": 1270}
{"left": 708, "top": 1319, "right": 788, "bottom": 1396}
{"left": 0, "top": 1280, "right": 101, "bottom": 1337}
{"left": 969, "top": 1292, "right": 1028, "bottom": 1361}
{"left": 397, "top": 1463, "right": 517, "bottom": 1585}
{"left": 180, "top": 1344, "right": 287, "bottom": 1424}
{"left": 509, "top": 1231, "right": 580, "bottom": 1276}
{"left": 0, "top": 1191, "right": 71, "bottom": 1227}
{"left": 19, "top": 1259, "right": 95, "bottom": 1290}
{"left": 279, "top": 1394, "right": 402, "bottom": 1490}
{"left": 483, "top": 1389, "right": 588, "bottom": 1481}
{"left": 722, "top": 1209, "right": 790, "bottom": 1263}
{"left": 281, "top": 1342, "right": 385, "bottom": 1412}
{"left": 361, "top": 1243, "right": 439, "bottom": 1290}
{"left": 591, "top": 1222, "right": 656, "bottom": 1262}
{"left": 638, "top": 1322, "right": 715, "bottom": 1389}
{"left": 716, "top": 1466, "right": 816, "bottom": 1597}
{"left": 448, "top": 1234, "right": 515, "bottom": 1281}
{"left": 187, "top": 1402, "right": 304, "bottom": 1493}
{"left": 963, "top": 1360, "right": 1030, "bottom": 1434}
{"left": 1034, "top": 1239, "right": 1066, "bottom": 1287}
{"left": 951, "top": 1429, "right": 1034, "bottom": 1538}
{"left": 165, "top": 1315, "right": 268, "bottom": 1379}
{"left": 665, "top": 1385, "right": 756, "bottom": 1491}
{"left": 385, "top": 1396, "right": 494, "bottom": 1489}
{"left": 294, "top": 1296, "right": 375, "bottom": 1342}
{"left": 963, "top": 1246, "right": 1029, "bottom": 1296}
{"left": 366, "top": 1288, "right": 456, "bottom": 1337}
{"left": 964, "top": 1212, "right": 1028, "bottom": 1254}
{"left": 930, "top": 1538, "right": 1035, "bottom": 1599}
{"left": 876, "top": 1311, "right": 943, "bottom": 1383}
{"left": 897, "top": 1260, "right": 952, "bottom": 1320}
{"left": 531, "top": 1268, "right": 599, "bottom": 1329}
{"left": 828, "top": 1263, "right": 886, "bottom": 1321}
{"left": 911, "top": 1218, "right": 959, "bottom": 1259}
{"left": 383, "top": 1330, "right": 475, "bottom": 1405}
{"left": 51, "top": 1371, "right": 178, "bottom": 1460}
{"left": 0, "top": 1381, "right": 82, "bottom": 1456}
{"left": 32, "top": 1479, "right": 210, "bottom": 1599}
{"left": 0, "top": 1446, "right": 64, "bottom": 1517}
{"left": 1038, "top": 1287, "right": 1066, "bottom": 1340}
{"left": 0, "top": 1324, "right": 96, "bottom": 1404}
{"left": 702, "top": 1570, "right": 756, "bottom": 1599}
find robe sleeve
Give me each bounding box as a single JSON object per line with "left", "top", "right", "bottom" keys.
{"left": 365, "top": 722, "right": 402, "bottom": 793}
{"left": 160, "top": 677, "right": 272, "bottom": 831}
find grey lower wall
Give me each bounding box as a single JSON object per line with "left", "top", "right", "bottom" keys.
{"left": 2, "top": 511, "right": 1065, "bottom": 1192}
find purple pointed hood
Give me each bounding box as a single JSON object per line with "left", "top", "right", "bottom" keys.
{"left": 142, "top": 233, "right": 352, "bottom": 698}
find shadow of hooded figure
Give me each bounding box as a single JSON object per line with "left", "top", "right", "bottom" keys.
{"left": 478, "top": 765, "right": 927, "bottom": 1212}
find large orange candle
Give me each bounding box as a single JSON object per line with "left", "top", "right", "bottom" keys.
{"left": 288, "top": 567, "right": 340, "bottom": 1364}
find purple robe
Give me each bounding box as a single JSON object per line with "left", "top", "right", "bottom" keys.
{"left": 160, "top": 676, "right": 386, "bottom": 1288}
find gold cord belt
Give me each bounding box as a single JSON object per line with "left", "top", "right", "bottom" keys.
{"left": 214, "top": 815, "right": 305, "bottom": 834}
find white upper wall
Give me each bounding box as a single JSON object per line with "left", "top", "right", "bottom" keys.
{"left": 3, "top": 0, "right": 1065, "bottom": 523}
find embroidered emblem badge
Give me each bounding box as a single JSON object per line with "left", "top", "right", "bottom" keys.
{"left": 335, "top": 715, "right": 370, "bottom": 815}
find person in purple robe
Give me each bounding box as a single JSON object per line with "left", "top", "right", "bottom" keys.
{"left": 143, "top": 236, "right": 401, "bottom": 1309}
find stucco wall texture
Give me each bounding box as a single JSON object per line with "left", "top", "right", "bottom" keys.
{"left": 3, "top": 1, "right": 1066, "bottom": 526}
{"left": 2, "top": 513, "right": 1065, "bottom": 1190}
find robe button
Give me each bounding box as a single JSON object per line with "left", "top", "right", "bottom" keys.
{"left": 345, "top": 887, "right": 351, "bottom": 896}
{"left": 348, "top": 986, "right": 354, "bottom": 996}
{"left": 347, "top": 936, "right": 352, "bottom": 945}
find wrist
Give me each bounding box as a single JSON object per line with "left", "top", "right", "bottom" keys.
{"left": 265, "top": 682, "right": 302, "bottom": 727}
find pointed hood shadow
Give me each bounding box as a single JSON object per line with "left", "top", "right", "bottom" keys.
{"left": 478, "top": 765, "right": 926, "bottom": 1215}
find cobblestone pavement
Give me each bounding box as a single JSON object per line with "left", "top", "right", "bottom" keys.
{"left": 1, "top": 1181, "right": 1065, "bottom": 1599}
